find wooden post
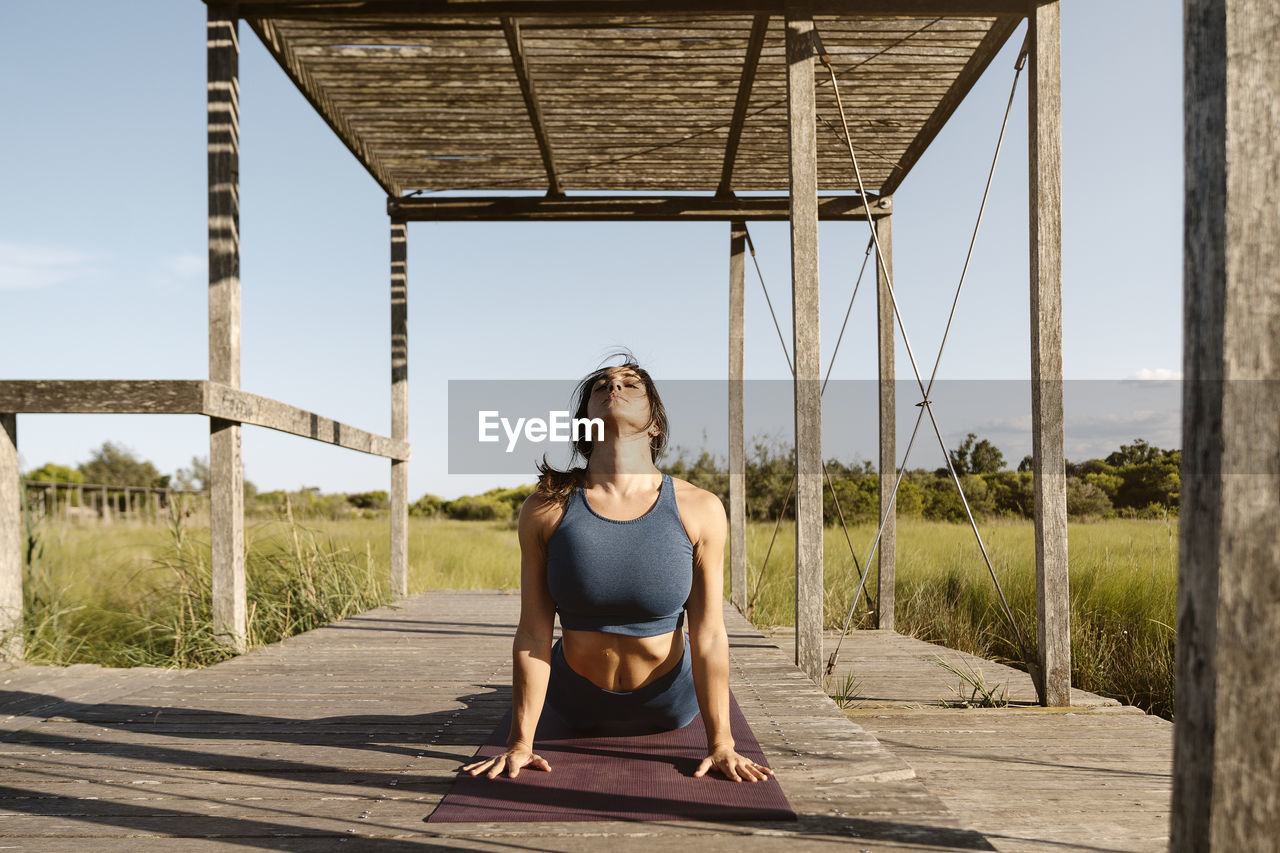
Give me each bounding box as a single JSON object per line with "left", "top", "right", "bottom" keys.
{"left": 1028, "top": 0, "right": 1070, "bottom": 707}
{"left": 786, "top": 5, "right": 823, "bottom": 682}
{"left": 209, "top": 3, "right": 246, "bottom": 652}
{"left": 1173, "top": 0, "right": 1280, "bottom": 847}
{"left": 728, "top": 221, "right": 747, "bottom": 612}
{"left": 0, "top": 415, "right": 21, "bottom": 661}
{"left": 101, "top": 486, "right": 111, "bottom": 523}
{"left": 390, "top": 218, "right": 409, "bottom": 598}
{"left": 875, "top": 216, "right": 896, "bottom": 631}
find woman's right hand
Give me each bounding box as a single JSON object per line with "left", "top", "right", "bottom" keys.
{"left": 462, "top": 746, "right": 552, "bottom": 779}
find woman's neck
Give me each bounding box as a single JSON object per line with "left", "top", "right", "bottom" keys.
{"left": 584, "top": 438, "right": 661, "bottom": 489}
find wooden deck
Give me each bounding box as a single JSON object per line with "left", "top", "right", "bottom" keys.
{"left": 771, "top": 629, "right": 1174, "bottom": 852}
{"left": 0, "top": 591, "right": 1171, "bottom": 851}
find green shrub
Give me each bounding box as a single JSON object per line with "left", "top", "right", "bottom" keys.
{"left": 445, "top": 494, "right": 513, "bottom": 521}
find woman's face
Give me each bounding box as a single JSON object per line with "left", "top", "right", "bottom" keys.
{"left": 585, "top": 368, "right": 653, "bottom": 434}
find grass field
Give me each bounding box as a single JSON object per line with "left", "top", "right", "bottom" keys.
{"left": 18, "top": 514, "right": 1177, "bottom": 718}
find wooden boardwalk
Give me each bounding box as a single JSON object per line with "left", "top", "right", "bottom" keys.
{"left": 0, "top": 592, "right": 1171, "bottom": 851}
{"left": 770, "top": 630, "right": 1174, "bottom": 852}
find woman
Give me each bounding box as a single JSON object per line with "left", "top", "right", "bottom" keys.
{"left": 464, "top": 355, "right": 772, "bottom": 783}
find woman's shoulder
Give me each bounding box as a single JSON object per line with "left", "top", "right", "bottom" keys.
{"left": 518, "top": 488, "right": 570, "bottom": 545}
{"left": 669, "top": 476, "right": 727, "bottom": 537}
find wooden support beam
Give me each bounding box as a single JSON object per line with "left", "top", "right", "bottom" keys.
{"left": 387, "top": 194, "right": 888, "bottom": 222}
{"left": 390, "top": 219, "right": 409, "bottom": 598}
{"left": 728, "top": 221, "right": 747, "bottom": 612}
{"left": 237, "top": 0, "right": 1034, "bottom": 18}
{"left": 248, "top": 17, "right": 399, "bottom": 196}
{"left": 0, "top": 381, "right": 410, "bottom": 461}
{"left": 0, "top": 380, "right": 207, "bottom": 414}
{"left": 501, "top": 18, "right": 564, "bottom": 196}
{"left": 879, "top": 15, "right": 1022, "bottom": 196}
{"left": 1027, "top": 0, "right": 1069, "bottom": 707}
{"left": 717, "top": 15, "right": 770, "bottom": 197}
{"left": 1173, "top": 0, "right": 1280, "bottom": 847}
{"left": 787, "top": 4, "right": 823, "bottom": 683}
{"left": 874, "top": 215, "right": 895, "bottom": 631}
{"left": 0, "top": 414, "right": 20, "bottom": 662}
{"left": 209, "top": 3, "right": 247, "bottom": 653}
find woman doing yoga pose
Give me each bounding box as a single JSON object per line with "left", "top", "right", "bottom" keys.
{"left": 464, "top": 356, "right": 772, "bottom": 783}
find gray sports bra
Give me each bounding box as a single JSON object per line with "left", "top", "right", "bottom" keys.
{"left": 545, "top": 473, "right": 694, "bottom": 637}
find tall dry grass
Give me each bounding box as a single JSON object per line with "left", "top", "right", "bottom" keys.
{"left": 744, "top": 516, "right": 1177, "bottom": 718}
{"left": 19, "top": 511, "right": 1176, "bottom": 717}
{"left": 21, "top": 502, "right": 391, "bottom": 668}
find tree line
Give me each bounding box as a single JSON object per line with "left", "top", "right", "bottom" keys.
{"left": 25, "top": 435, "right": 1181, "bottom": 525}
{"left": 659, "top": 435, "right": 1179, "bottom": 524}
{"left": 409, "top": 436, "right": 1180, "bottom": 524}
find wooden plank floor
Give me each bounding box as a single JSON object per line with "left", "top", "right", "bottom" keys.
{"left": 770, "top": 629, "right": 1174, "bottom": 852}
{"left": 0, "top": 591, "right": 995, "bottom": 852}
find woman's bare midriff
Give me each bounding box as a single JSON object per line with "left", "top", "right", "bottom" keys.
{"left": 562, "top": 628, "right": 684, "bottom": 692}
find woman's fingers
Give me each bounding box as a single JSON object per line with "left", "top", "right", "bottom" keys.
{"left": 705, "top": 753, "right": 774, "bottom": 782}
{"left": 509, "top": 752, "right": 553, "bottom": 778}
{"left": 463, "top": 750, "right": 553, "bottom": 779}
{"left": 462, "top": 756, "right": 495, "bottom": 775}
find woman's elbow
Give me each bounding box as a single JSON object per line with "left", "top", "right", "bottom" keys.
{"left": 513, "top": 624, "right": 553, "bottom": 655}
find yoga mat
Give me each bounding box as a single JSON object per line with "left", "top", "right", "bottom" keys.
{"left": 427, "top": 693, "right": 796, "bottom": 823}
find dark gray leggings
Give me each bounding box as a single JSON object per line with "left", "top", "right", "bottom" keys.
{"left": 545, "top": 636, "right": 700, "bottom": 737}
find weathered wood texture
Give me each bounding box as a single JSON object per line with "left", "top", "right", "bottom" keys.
{"left": 770, "top": 628, "right": 1118, "bottom": 711}
{"left": 209, "top": 5, "right": 247, "bottom": 654}
{"left": 0, "top": 381, "right": 409, "bottom": 461}
{"left": 390, "top": 220, "right": 409, "bottom": 598}
{"left": 718, "top": 14, "right": 770, "bottom": 194}
{"left": 771, "top": 629, "right": 1172, "bottom": 852}
{"left": 728, "top": 222, "right": 747, "bottom": 611}
{"left": 238, "top": 1, "right": 1036, "bottom": 16}
{"left": 204, "top": 384, "right": 412, "bottom": 460}
{"left": 878, "top": 15, "right": 1019, "bottom": 195}
{"left": 855, "top": 707, "right": 1173, "bottom": 853}
{"left": 0, "top": 593, "right": 1001, "bottom": 852}
{"left": 0, "top": 381, "right": 206, "bottom": 414}
{"left": 787, "top": 7, "right": 823, "bottom": 683}
{"left": 249, "top": 17, "right": 399, "bottom": 195}
{"left": 0, "top": 415, "right": 20, "bottom": 662}
{"left": 241, "top": 9, "right": 1018, "bottom": 195}
{"left": 1173, "top": 0, "right": 1280, "bottom": 849}
{"left": 387, "top": 193, "right": 889, "bottom": 220}
{"left": 1026, "top": 1, "right": 1069, "bottom": 708}
{"left": 501, "top": 17, "right": 564, "bottom": 194}
{"left": 874, "top": 215, "right": 895, "bottom": 631}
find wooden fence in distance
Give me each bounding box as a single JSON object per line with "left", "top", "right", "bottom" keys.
{"left": 20, "top": 480, "right": 207, "bottom": 526}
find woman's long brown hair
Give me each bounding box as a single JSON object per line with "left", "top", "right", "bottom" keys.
{"left": 534, "top": 349, "right": 669, "bottom": 506}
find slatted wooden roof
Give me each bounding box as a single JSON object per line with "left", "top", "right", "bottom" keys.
{"left": 239, "top": 1, "right": 1022, "bottom": 198}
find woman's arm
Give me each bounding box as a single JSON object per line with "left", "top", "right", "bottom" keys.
{"left": 463, "top": 493, "right": 557, "bottom": 779}
{"left": 684, "top": 487, "right": 773, "bottom": 783}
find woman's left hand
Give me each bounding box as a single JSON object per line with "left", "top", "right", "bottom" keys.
{"left": 694, "top": 745, "right": 775, "bottom": 782}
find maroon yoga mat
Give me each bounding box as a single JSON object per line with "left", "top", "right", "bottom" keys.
{"left": 427, "top": 693, "right": 795, "bottom": 823}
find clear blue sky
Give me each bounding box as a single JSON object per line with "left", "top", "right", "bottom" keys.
{"left": 1, "top": 1, "right": 1182, "bottom": 499}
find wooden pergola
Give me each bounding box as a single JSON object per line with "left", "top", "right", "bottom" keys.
{"left": 0, "top": 1, "right": 1276, "bottom": 846}
{"left": 0, "top": 0, "right": 1067, "bottom": 694}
